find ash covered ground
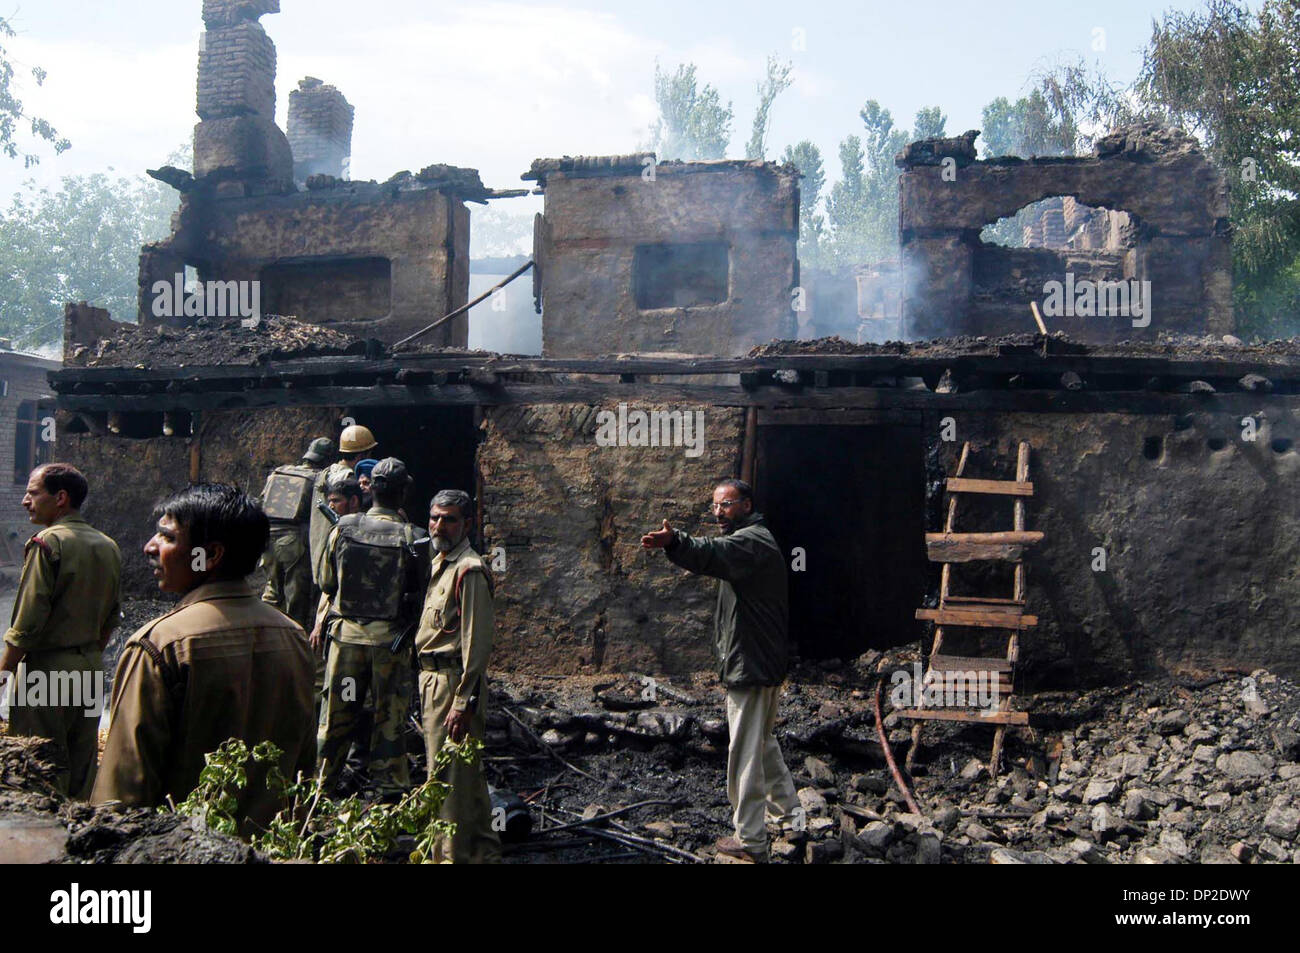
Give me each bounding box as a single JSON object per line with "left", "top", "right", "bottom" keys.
{"left": 480, "top": 654, "right": 1300, "bottom": 864}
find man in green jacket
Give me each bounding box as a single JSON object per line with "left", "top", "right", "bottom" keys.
{"left": 641, "top": 478, "right": 799, "bottom": 863}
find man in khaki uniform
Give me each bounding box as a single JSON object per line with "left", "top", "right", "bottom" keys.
{"left": 315, "top": 458, "right": 427, "bottom": 799}
{"left": 93, "top": 484, "right": 315, "bottom": 835}
{"left": 414, "top": 489, "right": 501, "bottom": 863}
{"left": 1, "top": 464, "right": 121, "bottom": 798}
{"left": 261, "top": 437, "right": 332, "bottom": 631}
{"left": 309, "top": 424, "right": 378, "bottom": 586}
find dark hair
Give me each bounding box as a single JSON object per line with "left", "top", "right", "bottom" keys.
{"left": 715, "top": 478, "right": 752, "bottom": 503}
{"left": 326, "top": 477, "right": 363, "bottom": 503}
{"left": 36, "top": 463, "right": 89, "bottom": 509}
{"left": 430, "top": 489, "right": 472, "bottom": 520}
{"left": 157, "top": 483, "right": 269, "bottom": 580}
{"left": 372, "top": 482, "right": 405, "bottom": 509}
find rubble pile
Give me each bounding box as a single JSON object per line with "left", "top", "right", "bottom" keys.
{"left": 6, "top": 650, "right": 1296, "bottom": 863}
{"left": 751, "top": 331, "right": 1300, "bottom": 360}
{"left": 487, "top": 654, "right": 1300, "bottom": 864}
{"left": 67, "top": 315, "right": 364, "bottom": 369}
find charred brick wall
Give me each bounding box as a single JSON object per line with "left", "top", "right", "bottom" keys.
{"left": 0, "top": 353, "right": 58, "bottom": 560}
{"left": 287, "top": 78, "right": 354, "bottom": 185}
{"left": 193, "top": 0, "right": 292, "bottom": 194}
{"left": 478, "top": 402, "right": 747, "bottom": 676}
{"left": 179, "top": 185, "right": 470, "bottom": 345}
{"left": 922, "top": 402, "right": 1300, "bottom": 686}
{"left": 528, "top": 157, "right": 799, "bottom": 357}
{"left": 899, "top": 123, "right": 1232, "bottom": 341}
{"left": 60, "top": 405, "right": 340, "bottom": 595}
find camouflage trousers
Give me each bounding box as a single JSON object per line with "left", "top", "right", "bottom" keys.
{"left": 7, "top": 645, "right": 104, "bottom": 799}
{"left": 318, "top": 642, "right": 410, "bottom": 795}
{"left": 419, "top": 670, "right": 501, "bottom": 863}
{"left": 261, "top": 525, "right": 318, "bottom": 631}
{"left": 261, "top": 525, "right": 324, "bottom": 695}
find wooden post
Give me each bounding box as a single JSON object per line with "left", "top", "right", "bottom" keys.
{"left": 474, "top": 406, "right": 486, "bottom": 552}
{"left": 740, "top": 407, "right": 757, "bottom": 486}
{"left": 188, "top": 411, "right": 202, "bottom": 483}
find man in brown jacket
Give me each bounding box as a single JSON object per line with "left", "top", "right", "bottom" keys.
{"left": 1, "top": 464, "right": 121, "bottom": 798}
{"left": 93, "top": 484, "right": 315, "bottom": 834}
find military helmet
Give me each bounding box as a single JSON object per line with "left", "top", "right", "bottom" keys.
{"left": 339, "top": 424, "right": 378, "bottom": 454}
{"left": 302, "top": 437, "right": 335, "bottom": 465}
{"left": 369, "top": 457, "right": 410, "bottom": 491}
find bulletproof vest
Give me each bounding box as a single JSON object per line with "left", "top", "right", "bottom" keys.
{"left": 335, "top": 514, "right": 424, "bottom": 621}
{"left": 262, "top": 466, "right": 317, "bottom": 523}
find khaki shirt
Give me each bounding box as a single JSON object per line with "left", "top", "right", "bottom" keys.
{"left": 414, "top": 538, "right": 494, "bottom": 712}
{"left": 309, "top": 461, "right": 353, "bottom": 584}
{"left": 92, "top": 580, "right": 316, "bottom": 833}
{"left": 316, "top": 506, "right": 416, "bottom": 647}
{"left": 3, "top": 513, "right": 121, "bottom": 653}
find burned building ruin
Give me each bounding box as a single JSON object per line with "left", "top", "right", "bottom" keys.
{"left": 898, "top": 124, "right": 1233, "bottom": 342}
{"left": 38, "top": 0, "right": 1300, "bottom": 701}
{"left": 526, "top": 155, "right": 799, "bottom": 357}
{"left": 136, "top": 0, "right": 516, "bottom": 346}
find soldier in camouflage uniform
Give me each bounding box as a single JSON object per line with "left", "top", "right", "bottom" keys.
{"left": 2, "top": 464, "right": 121, "bottom": 799}
{"left": 309, "top": 424, "right": 378, "bottom": 587}
{"left": 315, "top": 458, "right": 428, "bottom": 799}
{"left": 260, "top": 437, "right": 332, "bottom": 633}
{"left": 414, "top": 489, "right": 501, "bottom": 863}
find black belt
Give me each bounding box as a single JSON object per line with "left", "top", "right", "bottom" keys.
{"left": 419, "top": 653, "right": 463, "bottom": 673}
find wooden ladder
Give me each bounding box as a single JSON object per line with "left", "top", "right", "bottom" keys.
{"left": 900, "top": 441, "right": 1041, "bottom": 776}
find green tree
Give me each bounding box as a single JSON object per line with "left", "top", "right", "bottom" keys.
{"left": 821, "top": 101, "right": 939, "bottom": 267}
{"left": 650, "top": 63, "right": 733, "bottom": 160}
{"left": 979, "top": 89, "right": 1074, "bottom": 159}
{"left": 825, "top": 133, "right": 866, "bottom": 267}
{"left": 979, "top": 59, "right": 1130, "bottom": 161}
{"left": 912, "top": 106, "right": 947, "bottom": 141}
{"left": 781, "top": 140, "right": 825, "bottom": 266}
{"left": 745, "top": 55, "right": 793, "bottom": 160}
{"left": 0, "top": 16, "right": 70, "bottom": 167}
{"left": 1138, "top": 0, "right": 1300, "bottom": 338}
{"left": 0, "top": 168, "right": 179, "bottom": 346}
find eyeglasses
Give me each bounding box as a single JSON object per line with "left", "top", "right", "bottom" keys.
{"left": 709, "top": 499, "right": 744, "bottom": 512}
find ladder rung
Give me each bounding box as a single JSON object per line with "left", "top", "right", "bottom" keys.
{"left": 928, "top": 654, "right": 1013, "bottom": 673}
{"left": 944, "top": 596, "right": 1026, "bottom": 607}
{"left": 923, "top": 671, "right": 1014, "bottom": 696}
{"left": 916, "top": 607, "right": 1037, "bottom": 628}
{"left": 897, "top": 709, "right": 1029, "bottom": 726}
{"left": 926, "top": 531, "right": 1044, "bottom": 563}
{"left": 946, "top": 477, "right": 1034, "bottom": 497}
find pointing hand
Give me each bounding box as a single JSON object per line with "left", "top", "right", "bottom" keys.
{"left": 640, "top": 519, "right": 675, "bottom": 550}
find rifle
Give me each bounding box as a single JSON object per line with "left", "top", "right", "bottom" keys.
{"left": 389, "top": 536, "right": 432, "bottom": 654}
{"left": 316, "top": 500, "right": 340, "bottom": 525}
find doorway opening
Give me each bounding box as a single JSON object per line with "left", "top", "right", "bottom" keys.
{"left": 345, "top": 405, "right": 479, "bottom": 535}
{"left": 756, "top": 422, "right": 930, "bottom": 660}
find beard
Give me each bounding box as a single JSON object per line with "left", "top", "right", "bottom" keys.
{"left": 432, "top": 536, "right": 454, "bottom": 553}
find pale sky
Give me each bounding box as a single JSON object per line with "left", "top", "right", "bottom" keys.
{"left": 1, "top": 0, "right": 1215, "bottom": 215}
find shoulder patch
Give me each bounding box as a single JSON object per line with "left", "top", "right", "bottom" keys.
{"left": 27, "top": 534, "right": 53, "bottom": 557}
{"left": 454, "top": 559, "right": 494, "bottom": 599}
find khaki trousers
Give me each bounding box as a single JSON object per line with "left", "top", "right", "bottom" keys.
{"left": 7, "top": 646, "right": 103, "bottom": 799}
{"left": 725, "top": 683, "right": 800, "bottom": 853}
{"left": 419, "top": 670, "right": 501, "bottom": 864}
